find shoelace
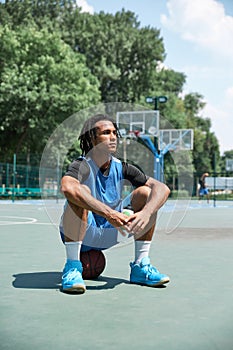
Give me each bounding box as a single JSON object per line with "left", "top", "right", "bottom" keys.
{"left": 145, "top": 264, "right": 159, "bottom": 277}
{"left": 62, "top": 268, "right": 80, "bottom": 281}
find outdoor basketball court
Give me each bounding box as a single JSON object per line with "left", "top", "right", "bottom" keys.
{"left": 1, "top": 198, "right": 233, "bottom": 350}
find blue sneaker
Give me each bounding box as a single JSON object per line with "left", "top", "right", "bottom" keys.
{"left": 130, "top": 257, "right": 170, "bottom": 287}
{"left": 62, "top": 259, "right": 86, "bottom": 294}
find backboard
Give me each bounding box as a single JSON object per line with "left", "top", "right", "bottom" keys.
{"left": 226, "top": 159, "right": 233, "bottom": 171}
{"left": 116, "top": 110, "right": 159, "bottom": 137}
{"left": 159, "top": 129, "right": 194, "bottom": 151}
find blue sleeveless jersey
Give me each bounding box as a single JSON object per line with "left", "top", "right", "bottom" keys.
{"left": 80, "top": 156, "right": 124, "bottom": 227}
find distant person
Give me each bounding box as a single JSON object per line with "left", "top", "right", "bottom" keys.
{"left": 198, "top": 172, "right": 210, "bottom": 203}
{"left": 59, "top": 114, "right": 170, "bottom": 294}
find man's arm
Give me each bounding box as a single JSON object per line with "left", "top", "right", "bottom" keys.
{"left": 143, "top": 177, "right": 170, "bottom": 214}
{"left": 60, "top": 175, "right": 129, "bottom": 229}
{"left": 126, "top": 177, "right": 170, "bottom": 235}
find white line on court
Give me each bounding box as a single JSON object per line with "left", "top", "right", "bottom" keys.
{"left": 0, "top": 216, "right": 37, "bottom": 225}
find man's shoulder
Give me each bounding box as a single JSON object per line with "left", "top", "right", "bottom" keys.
{"left": 70, "top": 156, "right": 89, "bottom": 166}
{"left": 112, "top": 156, "right": 122, "bottom": 164}
{"left": 65, "top": 156, "right": 90, "bottom": 181}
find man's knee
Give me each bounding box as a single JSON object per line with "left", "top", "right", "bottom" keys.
{"left": 62, "top": 201, "right": 89, "bottom": 242}
{"left": 131, "top": 186, "right": 151, "bottom": 212}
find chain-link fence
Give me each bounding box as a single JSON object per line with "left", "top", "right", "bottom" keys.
{"left": 166, "top": 171, "right": 233, "bottom": 201}
{"left": 194, "top": 172, "right": 233, "bottom": 201}
{"left": 1, "top": 160, "right": 233, "bottom": 201}
{"left": 0, "top": 161, "right": 61, "bottom": 200}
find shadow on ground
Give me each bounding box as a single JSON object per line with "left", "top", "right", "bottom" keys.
{"left": 12, "top": 272, "right": 129, "bottom": 290}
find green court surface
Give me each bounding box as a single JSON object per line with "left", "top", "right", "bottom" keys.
{"left": 0, "top": 200, "right": 233, "bottom": 350}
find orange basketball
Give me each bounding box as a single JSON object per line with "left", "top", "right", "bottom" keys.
{"left": 80, "top": 250, "right": 106, "bottom": 279}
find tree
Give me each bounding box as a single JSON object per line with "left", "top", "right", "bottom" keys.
{"left": 0, "top": 25, "right": 100, "bottom": 160}
{"left": 183, "top": 93, "right": 220, "bottom": 174}
{"left": 0, "top": 1, "right": 224, "bottom": 176}
{"left": 0, "top": 2, "right": 167, "bottom": 103}
{"left": 220, "top": 150, "right": 233, "bottom": 174}
{"left": 0, "top": 0, "right": 77, "bottom": 27}
{"left": 59, "top": 9, "right": 166, "bottom": 103}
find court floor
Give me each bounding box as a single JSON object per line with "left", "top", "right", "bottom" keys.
{"left": 0, "top": 199, "right": 233, "bottom": 350}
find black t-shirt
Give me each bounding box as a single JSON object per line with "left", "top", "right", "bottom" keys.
{"left": 65, "top": 158, "right": 149, "bottom": 188}
{"left": 199, "top": 178, "right": 206, "bottom": 189}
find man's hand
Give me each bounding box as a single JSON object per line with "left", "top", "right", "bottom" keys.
{"left": 107, "top": 211, "right": 134, "bottom": 236}
{"left": 121, "top": 210, "right": 157, "bottom": 239}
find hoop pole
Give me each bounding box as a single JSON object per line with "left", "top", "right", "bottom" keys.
{"left": 213, "top": 152, "right": 216, "bottom": 207}
{"left": 12, "top": 153, "right": 16, "bottom": 203}
{"left": 139, "top": 135, "right": 162, "bottom": 181}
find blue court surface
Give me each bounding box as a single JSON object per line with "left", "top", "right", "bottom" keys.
{"left": 0, "top": 199, "right": 233, "bottom": 350}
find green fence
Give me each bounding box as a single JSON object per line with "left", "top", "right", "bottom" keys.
{"left": 0, "top": 160, "right": 61, "bottom": 200}
{"left": 1, "top": 158, "right": 233, "bottom": 201}
{"left": 167, "top": 172, "right": 233, "bottom": 201}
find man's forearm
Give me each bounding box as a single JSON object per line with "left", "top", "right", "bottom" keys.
{"left": 143, "top": 178, "right": 170, "bottom": 215}
{"left": 61, "top": 176, "right": 116, "bottom": 220}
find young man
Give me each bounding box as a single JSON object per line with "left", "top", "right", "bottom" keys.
{"left": 60, "top": 114, "right": 170, "bottom": 293}
{"left": 199, "top": 172, "right": 210, "bottom": 203}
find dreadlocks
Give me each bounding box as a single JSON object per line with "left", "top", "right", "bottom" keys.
{"left": 79, "top": 114, "right": 121, "bottom": 156}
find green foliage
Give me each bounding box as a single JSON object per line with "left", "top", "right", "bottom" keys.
{"left": 0, "top": 0, "right": 226, "bottom": 176}
{"left": 219, "top": 150, "right": 233, "bottom": 173}
{"left": 170, "top": 190, "right": 190, "bottom": 198}
{"left": 154, "top": 68, "right": 186, "bottom": 95}
{"left": 0, "top": 0, "right": 77, "bottom": 27}
{"left": 223, "top": 150, "right": 233, "bottom": 158}
{"left": 0, "top": 24, "right": 100, "bottom": 159}
{"left": 58, "top": 9, "right": 166, "bottom": 103}
{"left": 183, "top": 93, "right": 220, "bottom": 174}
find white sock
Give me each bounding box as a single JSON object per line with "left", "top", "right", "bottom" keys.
{"left": 65, "top": 241, "right": 82, "bottom": 261}
{"left": 134, "top": 240, "right": 151, "bottom": 264}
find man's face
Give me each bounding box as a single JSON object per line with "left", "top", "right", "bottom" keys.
{"left": 91, "top": 120, "right": 117, "bottom": 154}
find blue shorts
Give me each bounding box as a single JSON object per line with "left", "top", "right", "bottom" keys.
{"left": 60, "top": 194, "right": 132, "bottom": 252}
{"left": 199, "top": 188, "right": 209, "bottom": 196}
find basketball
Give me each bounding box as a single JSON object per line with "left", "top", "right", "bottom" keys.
{"left": 80, "top": 250, "right": 106, "bottom": 279}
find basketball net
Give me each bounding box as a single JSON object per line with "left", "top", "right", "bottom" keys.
{"left": 128, "top": 130, "right": 140, "bottom": 139}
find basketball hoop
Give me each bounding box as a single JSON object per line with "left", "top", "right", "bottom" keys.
{"left": 116, "top": 110, "right": 159, "bottom": 138}
{"left": 128, "top": 130, "right": 140, "bottom": 139}
{"left": 159, "top": 129, "right": 193, "bottom": 152}
{"left": 134, "top": 130, "right": 140, "bottom": 137}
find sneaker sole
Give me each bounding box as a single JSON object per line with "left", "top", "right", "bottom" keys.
{"left": 62, "top": 284, "right": 86, "bottom": 294}
{"left": 130, "top": 277, "right": 170, "bottom": 287}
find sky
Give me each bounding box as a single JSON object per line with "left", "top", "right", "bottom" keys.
{"left": 77, "top": 0, "right": 233, "bottom": 155}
